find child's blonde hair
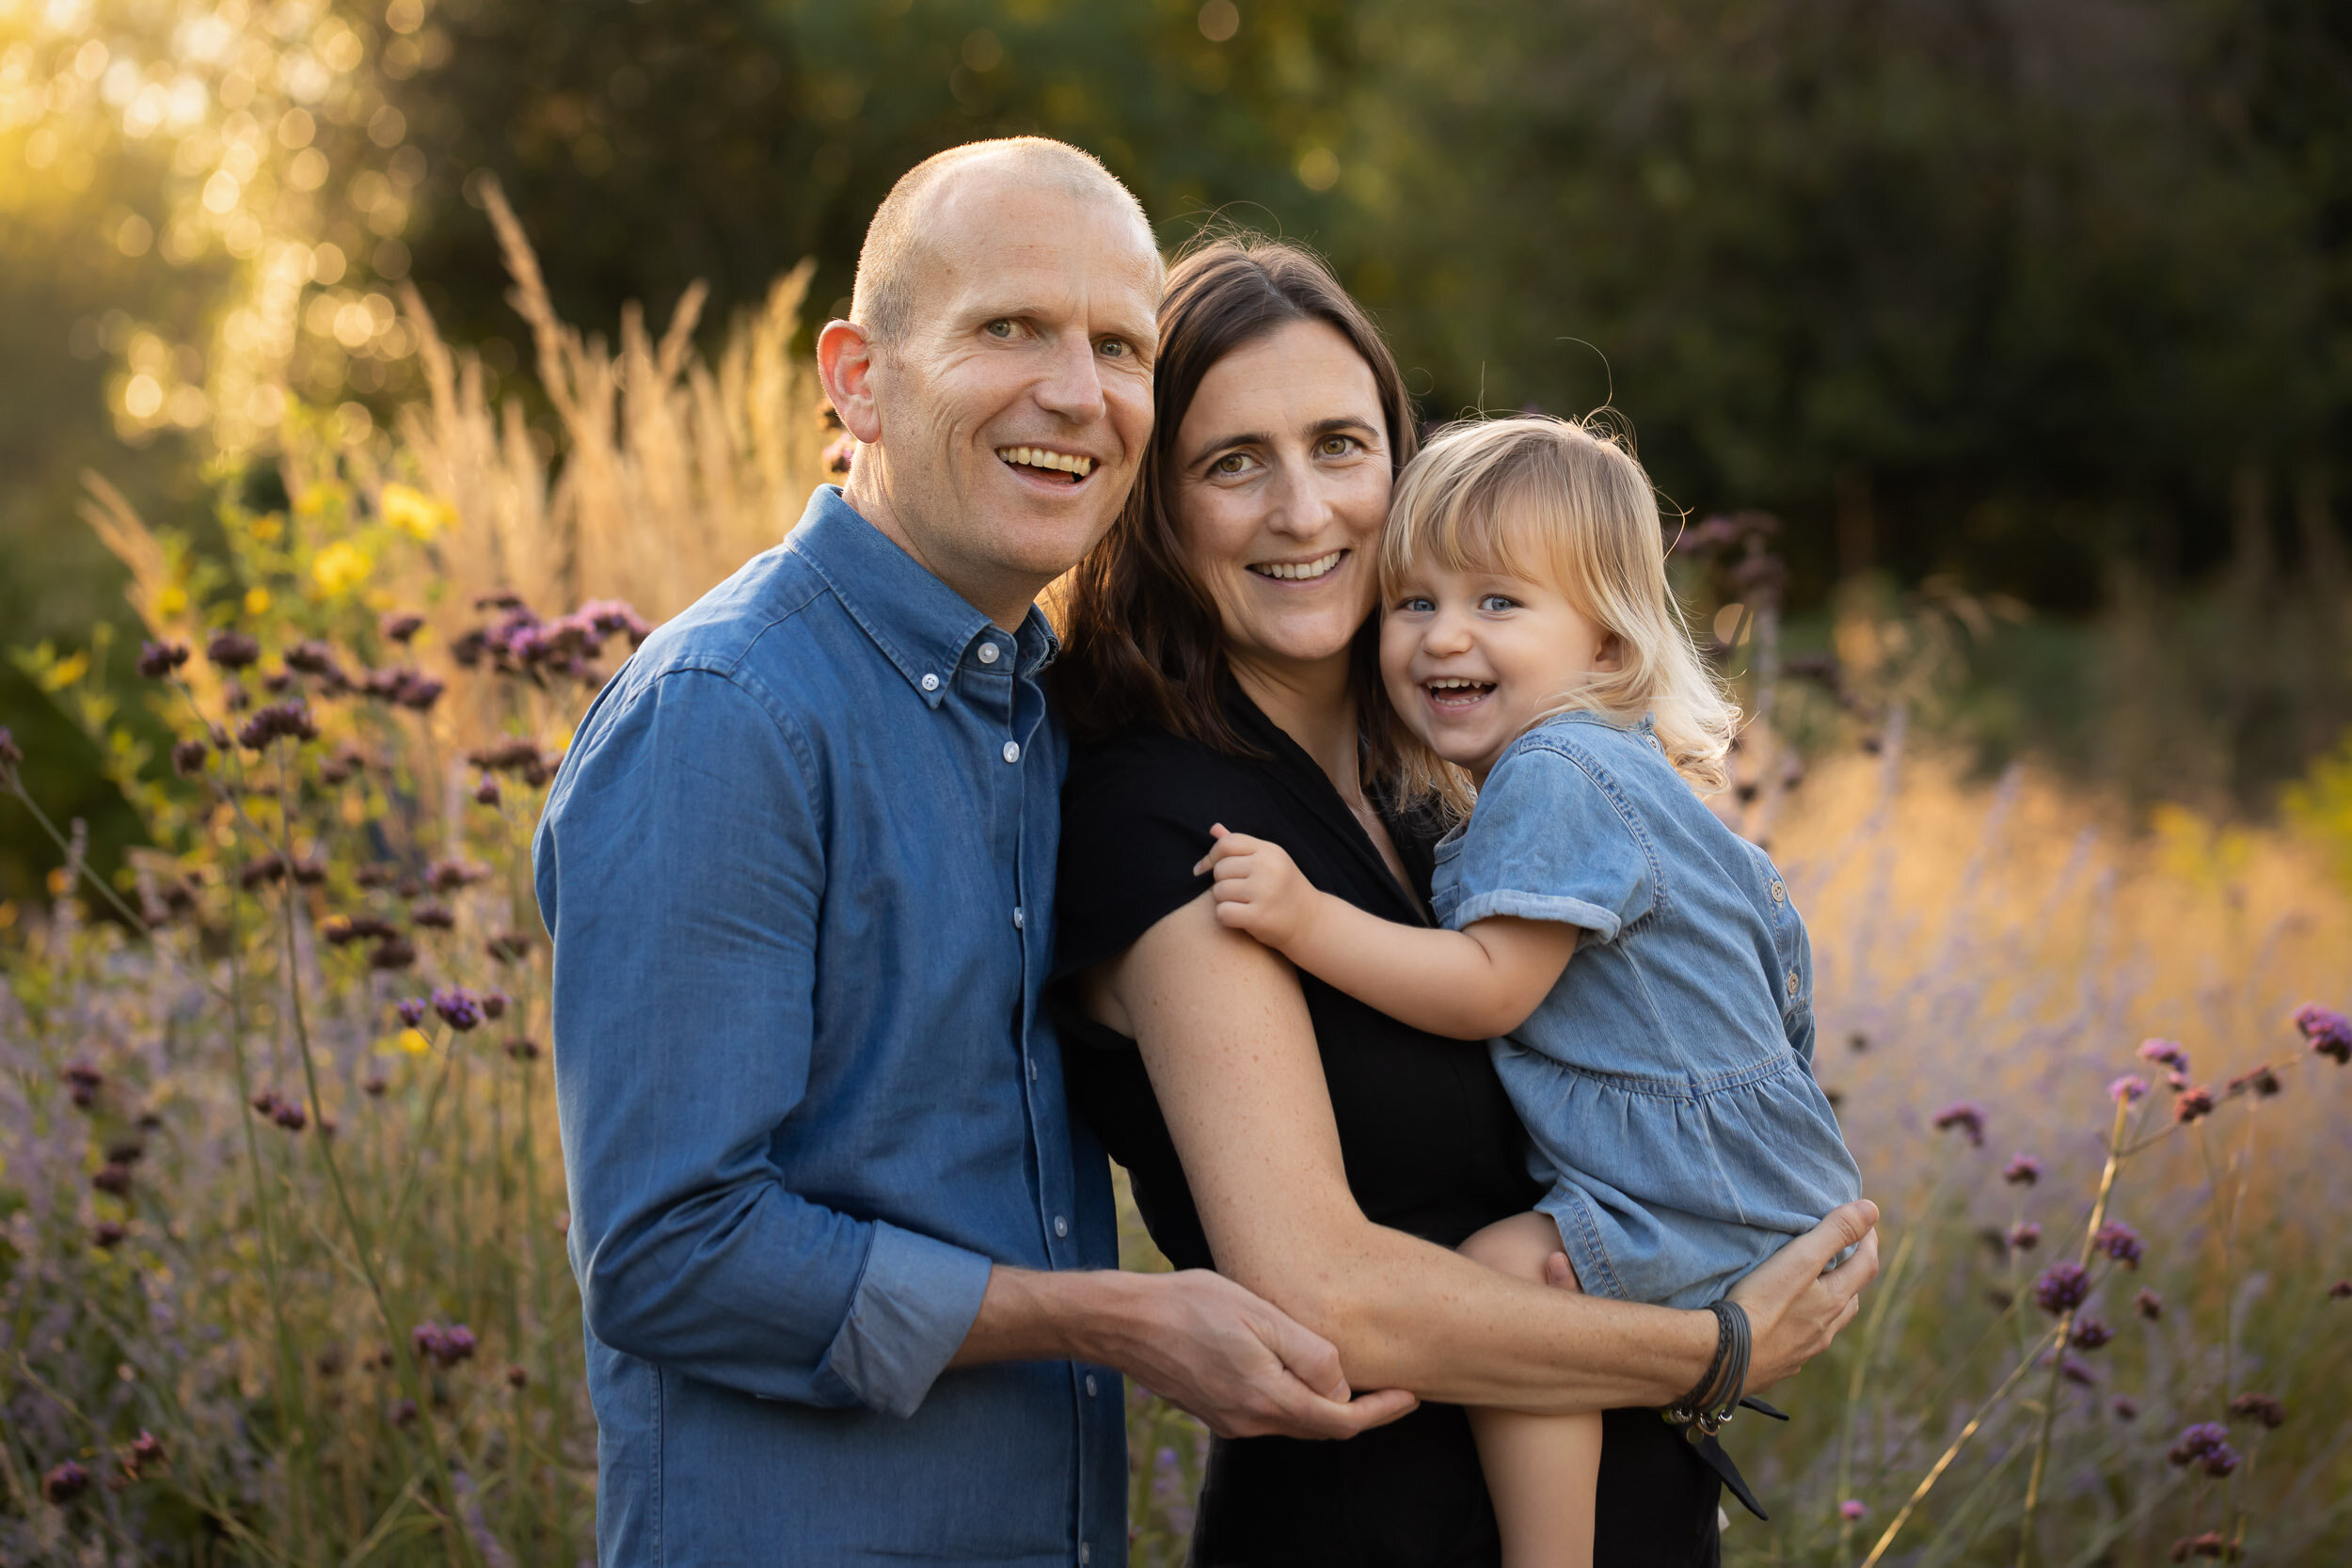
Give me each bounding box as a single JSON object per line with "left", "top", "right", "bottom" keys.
{"left": 1380, "top": 414, "right": 1739, "bottom": 811}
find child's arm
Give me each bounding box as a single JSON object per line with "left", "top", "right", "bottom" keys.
{"left": 1194, "top": 825, "right": 1579, "bottom": 1040}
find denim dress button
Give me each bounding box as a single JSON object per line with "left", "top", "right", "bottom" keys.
{"left": 1085, "top": 1373, "right": 1098, "bottom": 1396}
{"left": 1770, "top": 879, "right": 1786, "bottom": 904}
{"left": 977, "top": 641, "right": 999, "bottom": 664}
{"left": 1053, "top": 1214, "right": 1068, "bottom": 1238}
{"left": 1787, "top": 968, "right": 1801, "bottom": 994}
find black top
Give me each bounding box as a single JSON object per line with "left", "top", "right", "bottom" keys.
{"left": 1055, "top": 689, "right": 1722, "bottom": 1568}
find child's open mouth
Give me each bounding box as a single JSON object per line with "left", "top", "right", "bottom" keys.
{"left": 1423, "top": 677, "right": 1496, "bottom": 712}
{"left": 994, "top": 445, "right": 1096, "bottom": 485}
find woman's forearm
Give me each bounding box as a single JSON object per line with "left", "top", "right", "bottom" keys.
{"left": 1110, "top": 895, "right": 1712, "bottom": 1415}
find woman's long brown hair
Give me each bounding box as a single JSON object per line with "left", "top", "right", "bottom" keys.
{"left": 1051, "top": 235, "right": 1420, "bottom": 766}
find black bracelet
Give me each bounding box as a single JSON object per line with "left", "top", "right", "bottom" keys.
{"left": 1697, "top": 1301, "right": 1751, "bottom": 1436}
{"left": 1661, "top": 1302, "right": 1736, "bottom": 1428}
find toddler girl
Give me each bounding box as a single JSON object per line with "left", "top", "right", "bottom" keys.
{"left": 1197, "top": 415, "right": 1862, "bottom": 1567}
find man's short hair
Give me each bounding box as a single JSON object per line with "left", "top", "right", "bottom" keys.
{"left": 850, "top": 137, "right": 1157, "bottom": 344}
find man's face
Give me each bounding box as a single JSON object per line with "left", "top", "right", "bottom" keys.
{"left": 857, "top": 171, "right": 1160, "bottom": 611}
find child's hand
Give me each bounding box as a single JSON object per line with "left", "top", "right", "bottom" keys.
{"left": 1194, "top": 824, "right": 1318, "bottom": 952}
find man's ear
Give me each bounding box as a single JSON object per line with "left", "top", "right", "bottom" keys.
{"left": 818, "top": 320, "right": 884, "bottom": 445}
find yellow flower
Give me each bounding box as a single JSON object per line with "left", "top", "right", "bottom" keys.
{"left": 398, "top": 1028, "right": 430, "bottom": 1055}
{"left": 310, "top": 540, "right": 373, "bottom": 597}
{"left": 156, "top": 584, "right": 188, "bottom": 618}
{"left": 381, "top": 483, "right": 453, "bottom": 542}
{"left": 249, "top": 513, "right": 284, "bottom": 543}
{"left": 39, "top": 650, "right": 88, "bottom": 691}
{"left": 244, "top": 586, "right": 272, "bottom": 616}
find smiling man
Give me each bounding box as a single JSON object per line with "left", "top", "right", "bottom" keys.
{"left": 534, "top": 139, "right": 1412, "bottom": 1566}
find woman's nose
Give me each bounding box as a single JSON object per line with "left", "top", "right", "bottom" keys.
{"left": 1261, "top": 457, "right": 1330, "bottom": 538}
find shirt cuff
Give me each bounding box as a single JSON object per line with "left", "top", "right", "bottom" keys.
{"left": 1447, "top": 889, "right": 1624, "bottom": 942}
{"left": 814, "top": 1221, "right": 994, "bottom": 1418}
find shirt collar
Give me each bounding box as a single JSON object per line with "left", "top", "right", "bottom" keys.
{"left": 785, "top": 486, "right": 1061, "bottom": 708}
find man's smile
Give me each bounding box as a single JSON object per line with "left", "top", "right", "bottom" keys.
{"left": 994, "top": 444, "right": 1097, "bottom": 483}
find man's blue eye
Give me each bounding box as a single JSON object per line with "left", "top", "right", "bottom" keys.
{"left": 1099, "top": 338, "right": 1128, "bottom": 358}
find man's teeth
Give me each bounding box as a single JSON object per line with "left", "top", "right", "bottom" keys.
{"left": 996, "top": 446, "right": 1094, "bottom": 478}
{"left": 1252, "top": 551, "right": 1344, "bottom": 582}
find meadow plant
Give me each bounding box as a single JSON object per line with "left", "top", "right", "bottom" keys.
{"left": 6, "top": 214, "right": 2349, "bottom": 1566}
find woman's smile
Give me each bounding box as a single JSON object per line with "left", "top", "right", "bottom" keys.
{"left": 1248, "top": 547, "right": 1349, "bottom": 583}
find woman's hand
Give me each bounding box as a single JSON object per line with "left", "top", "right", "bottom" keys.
{"left": 1196, "top": 824, "right": 1321, "bottom": 952}
{"left": 1724, "top": 1200, "right": 1881, "bottom": 1390}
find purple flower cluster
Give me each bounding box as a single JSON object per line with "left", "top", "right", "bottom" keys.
{"left": 453, "top": 596, "right": 649, "bottom": 688}
{"left": 41, "top": 1459, "right": 89, "bottom": 1504}
{"left": 358, "top": 666, "right": 446, "bottom": 710}
{"left": 1931, "top": 1100, "right": 1986, "bottom": 1147}
{"left": 396, "top": 997, "right": 429, "bottom": 1027}
{"left": 2172, "top": 1084, "right": 2216, "bottom": 1124}
{"left": 2070, "top": 1316, "right": 2113, "bottom": 1350}
{"left": 250, "top": 1089, "right": 309, "bottom": 1131}
{"left": 136, "top": 639, "right": 191, "bottom": 678}
{"left": 2227, "top": 1391, "right": 2286, "bottom": 1429}
{"left": 411, "top": 1321, "right": 478, "bottom": 1368}
{"left": 431, "top": 987, "right": 483, "bottom": 1032}
{"left": 2108, "top": 1074, "right": 2149, "bottom": 1103}
{"left": 465, "top": 738, "right": 555, "bottom": 787}
{"left": 235, "top": 700, "right": 319, "bottom": 750}
{"left": 2167, "top": 1421, "right": 2239, "bottom": 1476}
{"left": 2033, "top": 1260, "right": 2090, "bottom": 1315}
{"left": 380, "top": 610, "right": 425, "bottom": 642}
{"left": 2225, "top": 1063, "right": 2281, "bottom": 1098}
{"left": 2136, "top": 1288, "right": 2166, "bottom": 1321}
{"left": 2138, "top": 1037, "right": 2188, "bottom": 1072}
{"left": 2094, "top": 1221, "right": 2144, "bottom": 1268}
{"left": 205, "top": 627, "right": 261, "bottom": 669}
{"left": 1839, "top": 1498, "right": 1868, "bottom": 1522}
{"left": 2007, "top": 1221, "right": 2042, "bottom": 1251}
{"left": 2296, "top": 1004, "right": 2351, "bottom": 1065}
{"left": 2003, "top": 1153, "right": 2042, "bottom": 1185}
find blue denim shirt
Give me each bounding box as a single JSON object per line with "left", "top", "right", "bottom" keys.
{"left": 534, "top": 486, "right": 1123, "bottom": 1566}
{"left": 1431, "top": 710, "right": 1862, "bottom": 1310}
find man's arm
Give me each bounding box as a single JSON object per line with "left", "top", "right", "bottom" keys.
{"left": 1199, "top": 827, "right": 1580, "bottom": 1039}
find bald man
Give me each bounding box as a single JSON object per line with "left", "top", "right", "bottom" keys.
{"left": 536, "top": 139, "right": 1411, "bottom": 1566}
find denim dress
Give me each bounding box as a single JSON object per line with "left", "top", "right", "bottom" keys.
{"left": 1431, "top": 711, "right": 1862, "bottom": 1311}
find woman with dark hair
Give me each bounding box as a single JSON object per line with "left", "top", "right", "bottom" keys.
{"left": 1051, "top": 237, "right": 1878, "bottom": 1566}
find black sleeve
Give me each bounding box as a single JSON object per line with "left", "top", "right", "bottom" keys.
{"left": 1054, "top": 729, "right": 1275, "bottom": 980}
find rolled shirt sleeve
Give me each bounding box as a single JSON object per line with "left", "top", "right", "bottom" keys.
{"left": 1445, "top": 741, "right": 1658, "bottom": 941}
{"left": 535, "top": 666, "right": 993, "bottom": 1418}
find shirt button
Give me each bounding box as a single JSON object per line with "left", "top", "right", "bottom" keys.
{"left": 1002, "top": 741, "right": 1021, "bottom": 764}
{"left": 1770, "top": 880, "right": 1786, "bottom": 905}
{"left": 1026, "top": 1057, "right": 1038, "bottom": 1082}
{"left": 1085, "top": 1373, "right": 1098, "bottom": 1396}
{"left": 1078, "top": 1545, "right": 1091, "bottom": 1565}
{"left": 1788, "top": 968, "right": 1802, "bottom": 995}
{"left": 1053, "top": 1214, "right": 1068, "bottom": 1238}
{"left": 977, "top": 641, "right": 1000, "bottom": 665}
{"left": 919, "top": 673, "right": 940, "bottom": 692}
{"left": 1012, "top": 906, "right": 1025, "bottom": 929}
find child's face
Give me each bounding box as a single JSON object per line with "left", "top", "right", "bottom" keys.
{"left": 1378, "top": 552, "right": 1618, "bottom": 782}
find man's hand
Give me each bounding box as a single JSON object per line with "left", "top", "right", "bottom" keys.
{"left": 1195, "top": 824, "right": 1321, "bottom": 953}
{"left": 1726, "top": 1199, "right": 1881, "bottom": 1390}
{"left": 1110, "top": 1269, "right": 1421, "bottom": 1440}
{"left": 954, "top": 1263, "right": 1419, "bottom": 1440}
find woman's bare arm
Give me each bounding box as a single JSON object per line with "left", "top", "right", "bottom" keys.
{"left": 1093, "top": 892, "right": 1879, "bottom": 1413}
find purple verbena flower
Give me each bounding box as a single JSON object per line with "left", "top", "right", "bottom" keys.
{"left": 136, "top": 639, "right": 191, "bottom": 679}
{"left": 481, "top": 990, "right": 508, "bottom": 1021}
{"left": 1839, "top": 1499, "right": 1867, "bottom": 1522}
{"left": 472, "top": 773, "right": 501, "bottom": 806}
{"left": 432, "top": 987, "right": 482, "bottom": 1032}
{"left": 380, "top": 611, "right": 425, "bottom": 642}
{"left": 2137, "top": 1037, "right": 2188, "bottom": 1071}
{"left": 126, "top": 1431, "right": 164, "bottom": 1472}
{"left": 273, "top": 1101, "right": 307, "bottom": 1132}
{"left": 2136, "top": 1288, "right": 2165, "bottom": 1321}
{"left": 234, "top": 700, "right": 320, "bottom": 751}
{"left": 2226, "top": 1063, "right": 2281, "bottom": 1098}
{"left": 2173, "top": 1085, "right": 2216, "bottom": 1124}
{"left": 171, "top": 737, "right": 209, "bottom": 776}
{"left": 205, "top": 628, "right": 261, "bottom": 669}
{"left": 2296, "top": 1004, "right": 2351, "bottom": 1065}
{"left": 2003, "top": 1153, "right": 2042, "bottom": 1185}
{"left": 2007, "top": 1221, "right": 2042, "bottom": 1251}
{"left": 2167, "top": 1421, "right": 2231, "bottom": 1467}
{"left": 2095, "top": 1221, "right": 2144, "bottom": 1268}
{"left": 1931, "top": 1100, "right": 1986, "bottom": 1148}
{"left": 396, "top": 997, "right": 429, "bottom": 1028}
{"left": 2330, "top": 1280, "right": 2352, "bottom": 1300}
{"left": 91, "top": 1162, "right": 132, "bottom": 1196}
{"left": 41, "top": 1460, "right": 89, "bottom": 1504}
{"left": 2071, "top": 1316, "right": 2113, "bottom": 1351}
{"left": 2033, "top": 1260, "right": 2090, "bottom": 1315}
{"left": 2112, "top": 1395, "right": 2140, "bottom": 1420}
{"left": 2228, "top": 1391, "right": 2286, "bottom": 1429}
{"left": 2058, "top": 1354, "right": 2098, "bottom": 1386}
{"left": 2109, "top": 1074, "right": 2149, "bottom": 1103}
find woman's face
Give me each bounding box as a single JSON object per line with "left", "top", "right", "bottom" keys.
{"left": 1168, "top": 319, "right": 1392, "bottom": 680}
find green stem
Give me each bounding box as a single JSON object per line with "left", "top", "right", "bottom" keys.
{"left": 271, "top": 747, "right": 482, "bottom": 1568}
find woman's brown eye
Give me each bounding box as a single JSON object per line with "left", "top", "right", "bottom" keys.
{"left": 984, "top": 320, "right": 1014, "bottom": 339}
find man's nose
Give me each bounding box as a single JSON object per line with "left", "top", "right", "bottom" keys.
{"left": 1031, "top": 331, "right": 1107, "bottom": 424}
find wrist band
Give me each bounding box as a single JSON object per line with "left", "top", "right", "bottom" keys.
{"left": 1661, "top": 1300, "right": 1751, "bottom": 1439}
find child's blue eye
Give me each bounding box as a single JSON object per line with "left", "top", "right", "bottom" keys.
{"left": 1393, "top": 595, "right": 1435, "bottom": 613}
{"left": 1478, "top": 594, "right": 1518, "bottom": 612}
